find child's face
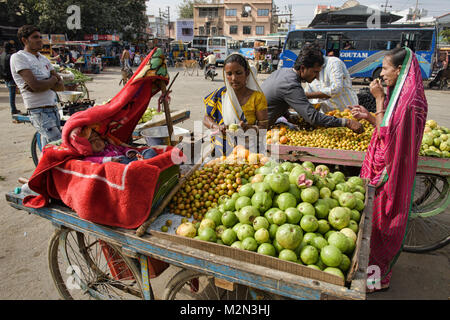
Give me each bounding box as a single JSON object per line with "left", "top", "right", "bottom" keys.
{"left": 88, "top": 131, "right": 105, "bottom": 153}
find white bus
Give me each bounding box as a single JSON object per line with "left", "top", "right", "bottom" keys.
{"left": 206, "top": 36, "right": 232, "bottom": 65}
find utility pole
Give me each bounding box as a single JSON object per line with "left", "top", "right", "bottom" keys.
{"left": 381, "top": 0, "right": 392, "bottom": 12}
{"left": 160, "top": 6, "right": 171, "bottom": 41}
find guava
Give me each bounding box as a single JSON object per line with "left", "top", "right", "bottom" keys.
{"left": 251, "top": 192, "right": 272, "bottom": 213}
{"left": 236, "top": 224, "right": 255, "bottom": 241}
{"left": 300, "top": 215, "right": 319, "bottom": 233}
{"left": 320, "top": 187, "right": 332, "bottom": 199}
{"left": 257, "top": 243, "right": 277, "bottom": 256}
{"left": 285, "top": 207, "right": 302, "bottom": 224}
{"left": 338, "top": 254, "right": 351, "bottom": 272}
{"left": 198, "top": 227, "right": 217, "bottom": 242}
{"left": 311, "top": 236, "right": 328, "bottom": 251}
{"left": 338, "top": 192, "right": 357, "bottom": 209}
{"left": 276, "top": 192, "right": 298, "bottom": 210}
{"left": 328, "top": 207, "right": 351, "bottom": 230}
{"left": 221, "top": 211, "right": 238, "bottom": 228}
{"left": 264, "top": 208, "right": 281, "bottom": 224}
{"left": 297, "top": 202, "right": 316, "bottom": 216}
{"left": 301, "top": 187, "right": 319, "bottom": 204}
{"left": 253, "top": 216, "right": 270, "bottom": 231}
{"left": 288, "top": 184, "right": 302, "bottom": 202}
{"left": 302, "top": 161, "right": 315, "bottom": 172}
{"left": 254, "top": 228, "right": 270, "bottom": 244}
{"left": 242, "top": 237, "right": 258, "bottom": 251}
{"left": 252, "top": 181, "right": 274, "bottom": 198}
{"left": 215, "top": 225, "right": 227, "bottom": 238}
{"left": 276, "top": 223, "right": 303, "bottom": 250}
{"left": 302, "top": 232, "right": 317, "bottom": 245}
{"left": 221, "top": 228, "right": 237, "bottom": 245}
{"left": 223, "top": 198, "right": 236, "bottom": 212}
{"left": 348, "top": 220, "right": 359, "bottom": 234}
{"left": 317, "top": 219, "right": 331, "bottom": 234}
{"left": 347, "top": 176, "right": 364, "bottom": 187}
{"left": 236, "top": 205, "right": 260, "bottom": 224}
{"left": 336, "top": 183, "right": 350, "bottom": 192}
{"left": 314, "top": 199, "right": 330, "bottom": 219}
{"left": 205, "top": 209, "right": 223, "bottom": 226}
{"left": 300, "top": 245, "right": 319, "bottom": 265}
{"left": 235, "top": 196, "right": 252, "bottom": 211}
{"left": 231, "top": 241, "right": 244, "bottom": 249}
{"left": 350, "top": 210, "right": 361, "bottom": 223}
{"left": 278, "top": 249, "right": 298, "bottom": 262}
{"left": 353, "top": 191, "right": 365, "bottom": 201}
{"left": 320, "top": 245, "right": 343, "bottom": 267}
{"left": 272, "top": 210, "right": 287, "bottom": 225}
{"left": 323, "top": 267, "right": 345, "bottom": 280}
{"left": 238, "top": 184, "right": 255, "bottom": 198}
{"left": 340, "top": 228, "right": 357, "bottom": 243}
{"left": 199, "top": 218, "right": 216, "bottom": 231}
{"left": 268, "top": 223, "right": 278, "bottom": 239}
{"left": 327, "top": 232, "right": 349, "bottom": 253}
{"left": 330, "top": 171, "right": 345, "bottom": 184}
{"left": 176, "top": 222, "right": 197, "bottom": 238}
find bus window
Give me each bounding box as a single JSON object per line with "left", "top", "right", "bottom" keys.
{"left": 417, "top": 31, "right": 433, "bottom": 51}
{"left": 221, "top": 39, "right": 226, "bottom": 46}
{"left": 326, "top": 34, "right": 341, "bottom": 56}
{"left": 401, "top": 32, "right": 419, "bottom": 52}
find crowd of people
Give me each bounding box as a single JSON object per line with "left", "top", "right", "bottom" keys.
{"left": 1, "top": 24, "right": 430, "bottom": 294}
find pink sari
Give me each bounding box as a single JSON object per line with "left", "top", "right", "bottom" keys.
{"left": 360, "top": 48, "right": 428, "bottom": 288}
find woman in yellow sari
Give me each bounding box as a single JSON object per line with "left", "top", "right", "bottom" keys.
{"left": 203, "top": 53, "right": 268, "bottom": 156}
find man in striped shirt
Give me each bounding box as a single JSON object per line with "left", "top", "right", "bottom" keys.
{"left": 304, "top": 53, "right": 358, "bottom": 112}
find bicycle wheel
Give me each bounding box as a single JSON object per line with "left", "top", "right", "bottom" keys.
{"left": 31, "top": 132, "right": 42, "bottom": 166}
{"left": 48, "top": 228, "right": 145, "bottom": 300}
{"left": 163, "top": 268, "right": 280, "bottom": 300}
{"left": 403, "top": 174, "right": 450, "bottom": 253}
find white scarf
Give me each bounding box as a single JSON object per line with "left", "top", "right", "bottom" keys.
{"left": 222, "top": 53, "right": 263, "bottom": 126}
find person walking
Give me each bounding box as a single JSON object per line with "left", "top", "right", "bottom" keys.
{"left": 10, "top": 25, "right": 64, "bottom": 148}
{"left": 1, "top": 42, "right": 25, "bottom": 118}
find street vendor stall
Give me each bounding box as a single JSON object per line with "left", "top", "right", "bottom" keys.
{"left": 267, "top": 111, "right": 450, "bottom": 253}
{"left": 6, "top": 48, "right": 376, "bottom": 301}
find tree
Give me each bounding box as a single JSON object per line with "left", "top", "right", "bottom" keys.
{"left": 178, "top": 0, "right": 207, "bottom": 19}
{"left": 3, "top": 0, "right": 148, "bottom": 42}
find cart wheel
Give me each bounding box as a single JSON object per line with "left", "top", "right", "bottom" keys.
{"left": 31, "top": 132, "right": 42, "bottom": 167}
{"left": 403, "top": 174, "right": 450, "bottom": 253}
{"left": 79, "top": 82, "right": 90, "bottom": 100}
{"left": 48, "top": 228, "right": 145, "bottom": 300}
{"left": 163, "top": 268, "right": 281, "bottom": 300}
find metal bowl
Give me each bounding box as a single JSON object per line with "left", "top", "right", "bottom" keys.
{"left": 141, "top": 126, "right": 190, "bottom": 146}
{"left": 57, "top": 91, "right": 84, "bottom": 103}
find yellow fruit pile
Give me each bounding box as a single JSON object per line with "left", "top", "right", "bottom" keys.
{"left": 267, "top": 110, "right": 374, "bottom": 152}
{"left": 168, "top": 146, "right": 269, "bottom": 222}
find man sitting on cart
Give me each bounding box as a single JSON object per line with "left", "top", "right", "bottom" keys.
{"left": 10, "top": 25, "right": 65, "bottom": 147}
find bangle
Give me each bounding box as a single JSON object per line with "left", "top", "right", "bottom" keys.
{"left": 375, "top": 109, "right": 386, "bottom": 116}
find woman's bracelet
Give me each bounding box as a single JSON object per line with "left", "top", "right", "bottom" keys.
{"left": 375, "top": 109, "right": 386, "bottom": 116}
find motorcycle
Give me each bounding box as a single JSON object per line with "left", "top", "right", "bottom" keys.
{"left": 428, "top": 67, "right": 449, "bottom": 90}
{"left": 204, "top": 64, "right": 218, "bottom": 81}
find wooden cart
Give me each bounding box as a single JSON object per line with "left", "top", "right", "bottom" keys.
{"left": 269, "top": 144, "right": 450, "bottom": 253}
{"left": 5, "top": 163, "right": 375, "bottom": 300}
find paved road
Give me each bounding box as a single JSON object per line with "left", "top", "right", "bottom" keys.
{"left": 0, "top": 66, "right": 448, "bottom": 300}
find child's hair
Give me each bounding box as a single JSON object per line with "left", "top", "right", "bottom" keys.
{"left": 224, "top": 54, "right": 249, "bottom": 72}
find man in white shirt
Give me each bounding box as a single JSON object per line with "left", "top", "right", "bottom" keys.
{"left": 304, "top": 53, "right": 358, "bottom": 112}
{"left": 10, "top": 25, "right": 64, "bottom": 147}
{"left": 203, "top": 52, "right": 217, "bottom": 76}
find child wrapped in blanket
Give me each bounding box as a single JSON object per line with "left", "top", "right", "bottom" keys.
{"left": 85, "top": 129, "right": 157, "bottom": 164}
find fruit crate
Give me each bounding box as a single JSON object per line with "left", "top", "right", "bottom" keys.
{"left": 268, "top": 144, "right": 450, "bottom": 176}
{"left": 144, "top": 160, "right": 376, "bottom": 300}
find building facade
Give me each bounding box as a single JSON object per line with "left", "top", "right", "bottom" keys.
{"left": 176, "top": 19, "right": 194, "bottom": 42}
{"left": 194, "top": 0, "right": 274, "bottom": 41}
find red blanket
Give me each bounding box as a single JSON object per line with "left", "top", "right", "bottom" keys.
{"left": 23, "top": 48, "right": 185, "bottom": 229}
